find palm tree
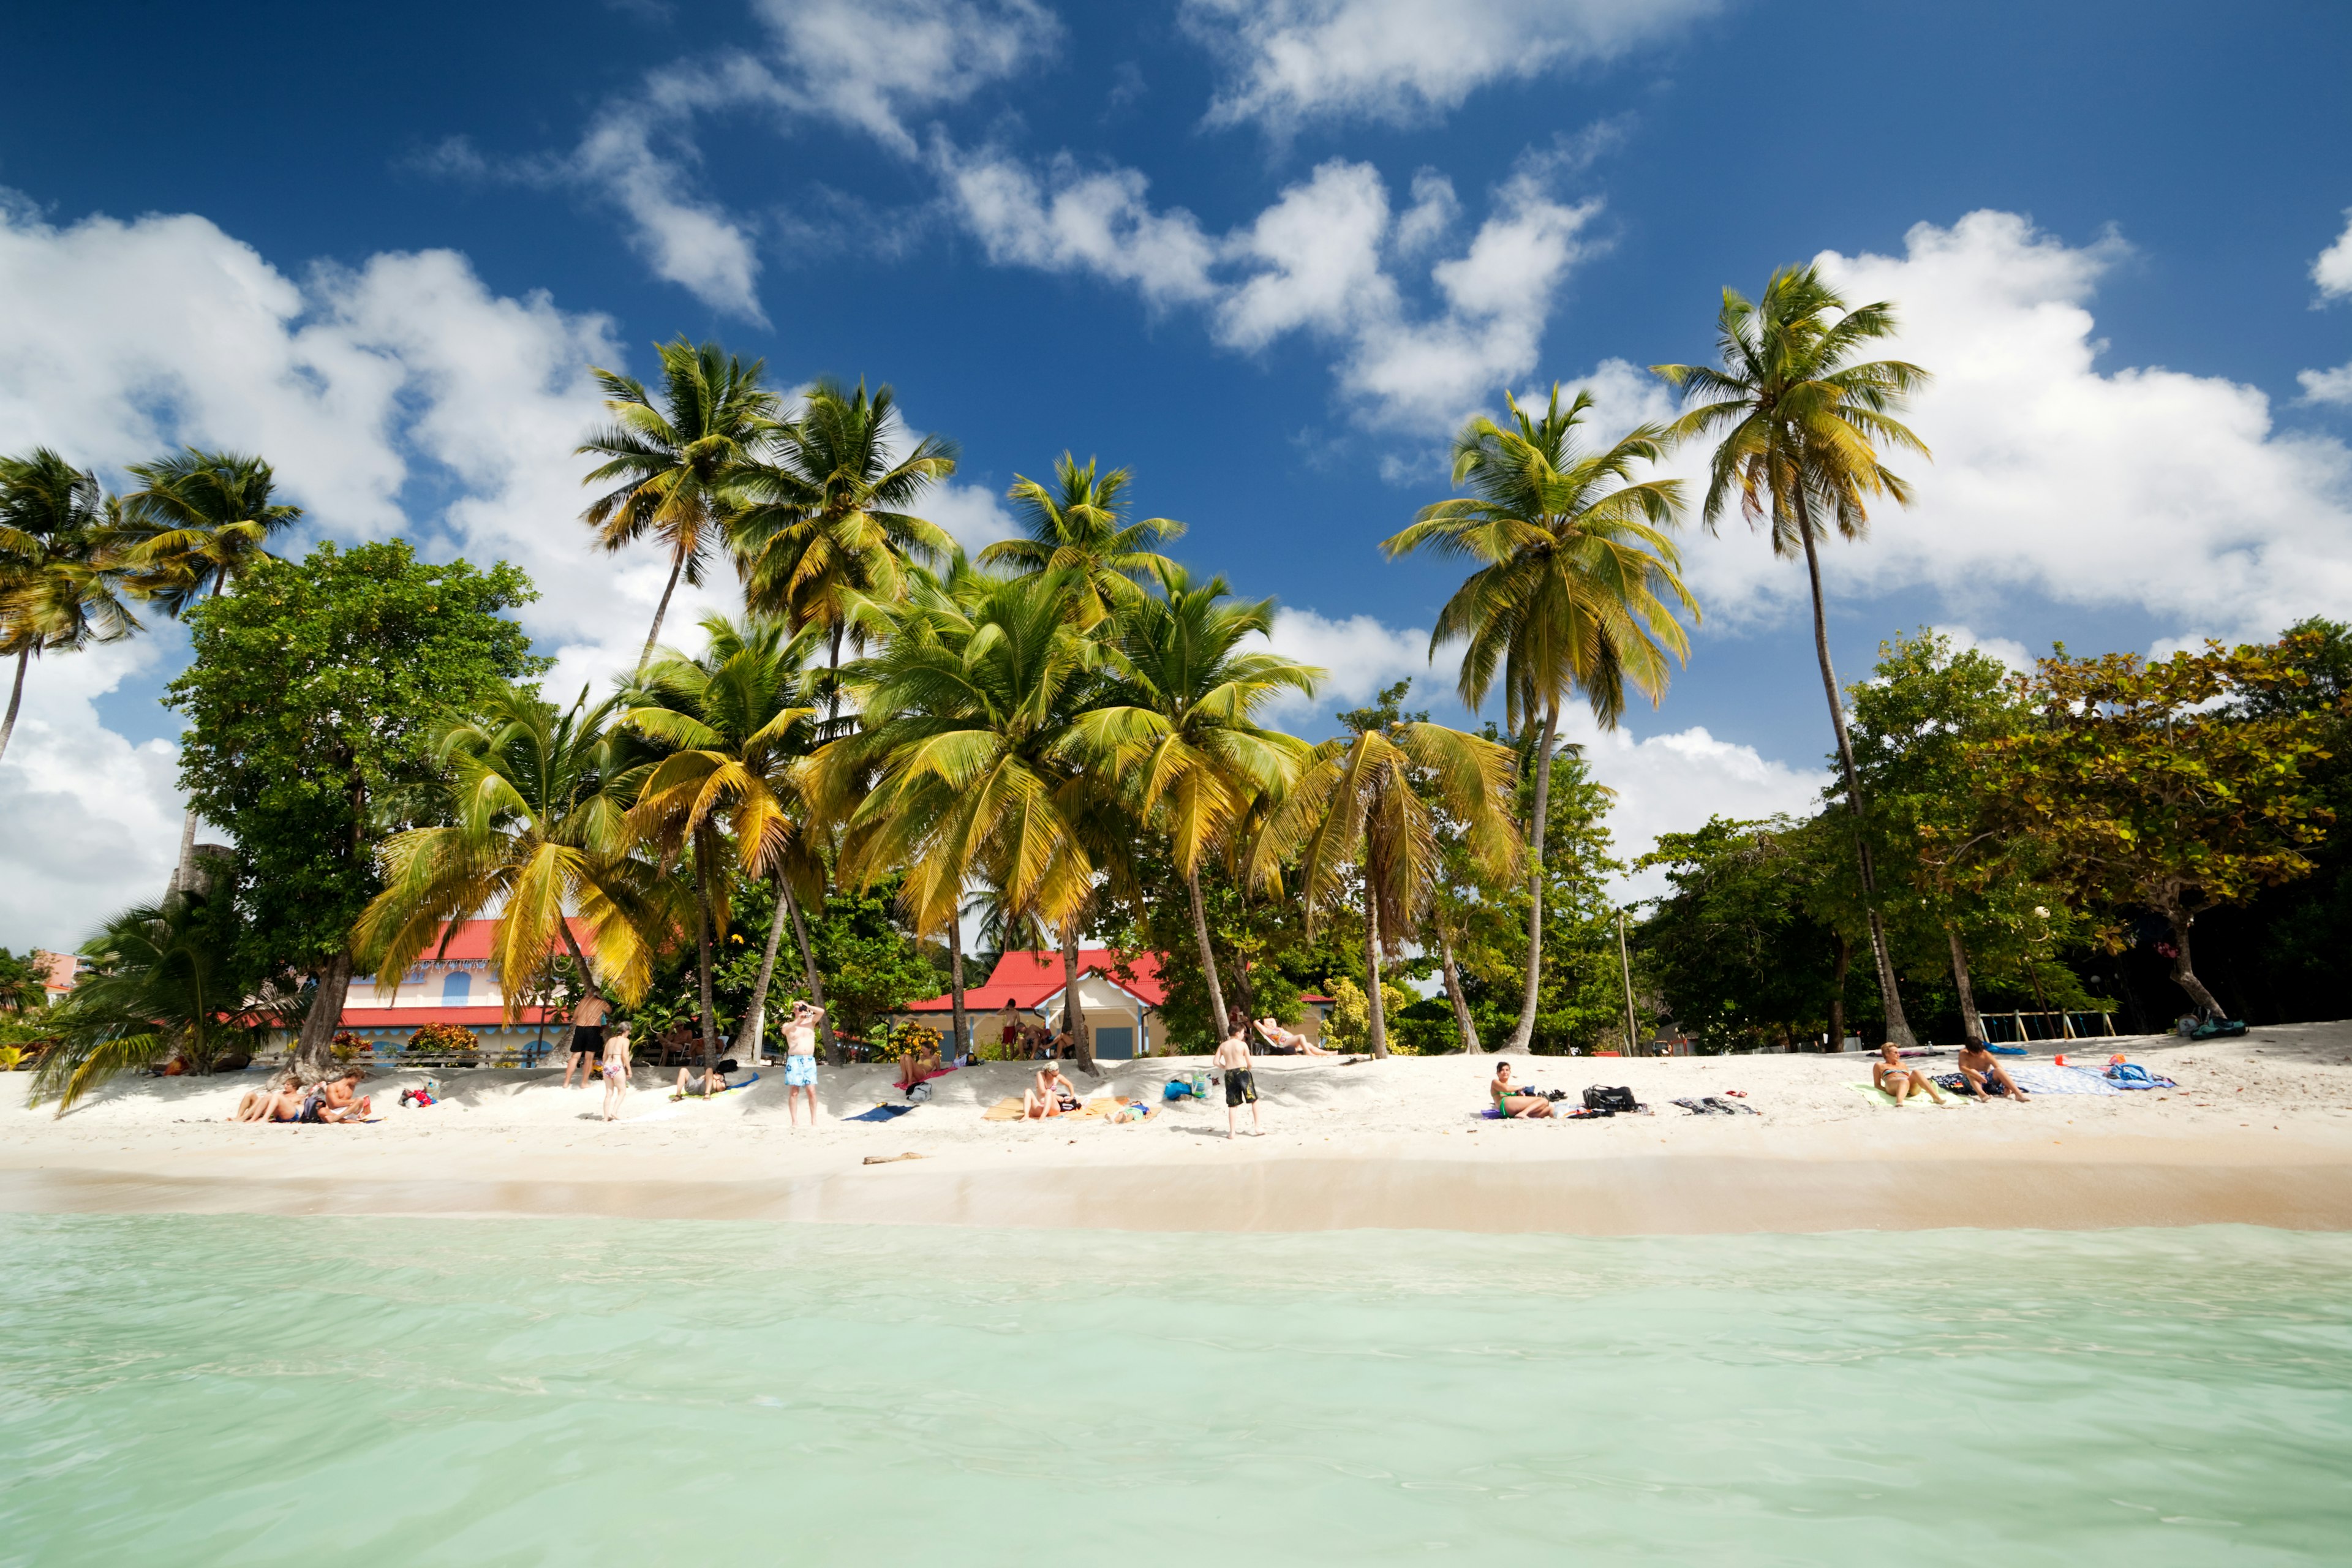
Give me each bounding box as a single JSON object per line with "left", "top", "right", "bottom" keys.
{"left": 1093, "top": 563, "right": 1321, "bottom": 1039}
{"left": 115, "top": 448, "right": 303, "bottom": 890}
{"left": 578, "top": 338, "right": 780, "bottom": 673}
{"left": 29, "top": 892, "right": 262, "bottom": 1115}
{"left": 829, "top": 570, "right": 1128, "bottom": 1071}
{"left": 730, "top": 377, "right": 957, "bottom": 724}
{"left": 353, "top": 684, "right": 667, "bottom": 1021}
{"left": 1652, "top": 265, "right": 1933, "bottom": 1047}
{"left": 1382, "top": 385, "right": 1697, "bottom": 1052}
{"left": 978, "top": 453, "right": 1185, "bottom": 628}
{"left": 1249, "top": 686, "right": 1520, "bottom": 1058}
{"left": 0, "top": 450, "right": 141, "bottom": 766}
{"left": 624, "top": 617, "right": 829, "bottom": 1085}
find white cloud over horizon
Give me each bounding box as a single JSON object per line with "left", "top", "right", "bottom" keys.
{"left": 2299, "top": 207, "right": 2352, "bottom": 405}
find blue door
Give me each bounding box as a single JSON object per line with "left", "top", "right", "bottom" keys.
{"left": 1094, "top": 1026, "right": 1135, "bottom": 1060}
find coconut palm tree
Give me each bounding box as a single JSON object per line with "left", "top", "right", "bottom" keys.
{"left": 1248, "top": 687, "right": 1520, "bottom": 1058}
{"left": 578, "top": 338, "right": 780, "bottom": 673}
{"left": 353, "top": 684, "right": 668, "bottom": 1022}
{"left": 113, "top": 448, "right": 303, "bottom": 889}
{"left": 978, "top": 453, "right": 1185, "bottom": 629}
{"left": 0, "top": 450, "right": 141, "bottom": 766}
{"left": 829, "top": 570, "right": 1130, "bottom": 1071}
{"left": 730, "top": 377, "right": 957, "bottom": 725}
{"left": 623, "top": 617, "right": 830, "bottom": 1085}
{"left": 1092, "top": 563, "right": 1321, "bottom": 1038}
{"left": 1652, "top": 265, "right": 1932, "bottom": 1046}
{"left": 1382, "top": 385, "right": 1696, "bottom": 1052}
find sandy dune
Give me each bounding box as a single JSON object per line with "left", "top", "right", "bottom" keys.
{"left": 7, "top": 1023, "right": 2351, "bottom": 1234}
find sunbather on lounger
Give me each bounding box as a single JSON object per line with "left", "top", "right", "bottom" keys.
{"left": 1956, "top": 1041, "right": 2029, "bottom": 1101}
{"left": 897, "top": 1041, "right": 941, "bottom": 1095}
{"left": 1254, "top": 1018, "right": 1336, "bottom": 1057}
{"left": 1023, "top": 1066, "right": 1079, "bottom": 1119}
{"left": 232, "top": 1073, "right": 303, "bottom": 1122}
{"left": 1491, "top": 1061, "right": 1555, "bottom": 1117}
{"left": 1873, "top": 1043, "right": 1948, "bottom": 1106}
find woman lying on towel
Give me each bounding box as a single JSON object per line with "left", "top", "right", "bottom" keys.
{"left": 896, "top": 1040, "right": 943, "bottom": 1095}
{"left": 1874, "top": 1042, "right": 1950, "bottom": 1106}
{"left": 1253, "top": 1018, "right": 1337, "bottom": 1057}
{"left": 1491, "top": 1061, "right": 1555, "bottom": 1118}
{"left": 1023, "top": 1066, "right": 1082, "bottom": 1120}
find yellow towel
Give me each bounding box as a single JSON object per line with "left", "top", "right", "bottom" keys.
{"left": 981, "top": 1096, "right": 1026, "bottom": 1121}
{"left": 1847, "top": 1081, "right": 1961, "bottom": 1108}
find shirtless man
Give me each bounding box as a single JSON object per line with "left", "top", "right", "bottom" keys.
{"left": 1254, "top": 1017, "right": 1336, "bottom": 1057}
{"left": 562, "top": 986, "right": 609, "bottom": 1088}
{"left": 1873, "top": 1041, "right": 1948, "bottom": 1106}
{"left": 1023, "top": 1064, "right": 1080, "bottom": 1119}
{"left": 1956, "top": 1039, "right": 2030, "bottom": 1101}
{"left": 318, "top": 1068, "right": 375, "bottom": 1121}
{"left": 1491, "top": 1060, "right": 1555, "bottom": 1117}
{"left": 783, "top": 999, "right": 823, "bottom": 1126}
{"left": 232, "top": 1072, "right": 302, "bottom": 1122}
{"left": 1213, "top": 1019, "right": 1260, "bottom": 1139}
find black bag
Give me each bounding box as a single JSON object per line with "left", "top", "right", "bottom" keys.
{"left": 717, "top": 1058, "right": 739, "bottom": 1074}
{"left": 1582, "top": 1084, "right": 1640, "bottom": 1115}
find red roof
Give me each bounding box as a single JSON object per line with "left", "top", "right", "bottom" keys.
{"left": 903, "top": 948, "right": 1167, "bottom": 1012}
{"left": 339, "top": 1006, "right": 567, "bottom": 1028}
{"left": 371, "top": 918, "right": 597, "bottom": 967}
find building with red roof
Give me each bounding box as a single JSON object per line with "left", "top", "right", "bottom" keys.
{"left": 336, "top": 919, "right": 589, "bottom": 1060}
{"left": 892, "top": 948, "right": 1327, "bottom": 1058}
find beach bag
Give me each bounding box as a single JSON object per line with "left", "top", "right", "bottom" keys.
{"left": 908, "top": 1081, "right": 933, "bottom": 1102}
{"left": 1583, "top": 1085, "right": 1640, "bottom": 1115}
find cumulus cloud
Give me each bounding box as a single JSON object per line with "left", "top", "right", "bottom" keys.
{"left": 1567, "top": 714, "right": 1830, "bottom": 900}
{"left": 922, "top": 480, "right": 1026, "bottom": 556}
{"left": 1646, "top": 211, "right": 2352, "bottom": 640}
{"left": 1183, "top": 0, "right": 1720, "bottom": 134}
{"left": 753, "top": 0, "right": 1061, "bottom": 157}
{"left": 2315, "top": 207, "right": 2352, "bottom": 300}
{"left": 1262, "top": 606, "right": 1453, "bottom": 718}
{"left": 936, "top": 145, "right": 1223, "bottom": 307}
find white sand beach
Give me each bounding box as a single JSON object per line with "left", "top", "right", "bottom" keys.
{"left": 7, "top": 1023, "right": 2351, "bottom": 1234}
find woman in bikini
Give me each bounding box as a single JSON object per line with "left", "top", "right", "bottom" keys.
{"left": 1253, "top": 1017, "right": 1337, "bottom": 1057}
{"left": 600, "top": 1020, "right": 634, "bottom": 1121}
{"left": 1491, "top": 1060, "right": 1555, "bottom": 1118}
{"left": 1023, "top": 1065, "right": 1079, "bottom": 1119}
{"left": 1874, "top": 1041, "right": 1948, "bottom": 1106}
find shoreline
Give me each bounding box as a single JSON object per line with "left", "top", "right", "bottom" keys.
{"left": 8, "top": 1022, "right": 2351, "bottom": 1235}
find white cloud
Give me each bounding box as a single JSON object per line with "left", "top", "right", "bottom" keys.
{"left": 1183, "top": 0, "right": 1720, "bottom": 134}
{"left": 922, "top": 480, "right": 1025, "bottom": 556}
{"left": 753, "top": 0, "right": 1061, "bottom": 157}
{"left": 1653, "top": 211, "right": 2352, "bottom": 641}
{"left": 2301, "top": 362, "right": 2352, "bottom": 406}
{"left": 1567, "top": 712, "right": 1829, "bottom": 899}
{"left": 571, "top": 88, "right": 770, "bottom": 322}
{"left": 1929, "top": 624, "right": 2032, "bottom": 673}
{"left": 2315, "top": 207, "right": 2352, "bottom": 300}
{"left": 1262, "top": 607, "right": 1447, "bottom": 717}
{"left": 936, "top": 144, "right": 1223, "bottom": 308}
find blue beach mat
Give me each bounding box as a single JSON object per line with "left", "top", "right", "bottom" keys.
{"left": 847, "top": 1103, "right": 916, "bottom": 1122}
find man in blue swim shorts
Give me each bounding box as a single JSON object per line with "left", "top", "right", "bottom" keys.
{"left": 783, "top": 999, "right": 824, "bottom": 1126}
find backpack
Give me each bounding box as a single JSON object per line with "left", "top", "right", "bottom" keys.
{"left": 1583, "top": 1085, "right": 1641, "bottom": 1115}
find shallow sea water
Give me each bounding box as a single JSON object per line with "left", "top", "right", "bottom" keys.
{"left": 1, "top": 1216, "right": 2346, "bottom": 1566}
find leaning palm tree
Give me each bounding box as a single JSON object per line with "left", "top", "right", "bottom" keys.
{"left": 1249, "top": 692, "right": 1520, "bottom": 1058}
{"left": 730, "top": 377, "right": 957, "bottom": 723}
{"left": 0, "top": 450, "right": 141, "bottom": 766}
{"left": 1093, "top": 563, "right": 1321, "bottom": 1038}
{"left": 114, "top": 448, "right": 302, "bottom": 889}
{"left": 1652, "top": 265, "right": 1932, "bottom": 1046}
{"left": 354, "top": 685, "right": 669, "bottom": 1016}
{"left": 624, "top": 617, "right": 830, "bottom": 1084}
{"left": 827, "top": 570, "right": 1128, "bottom": 1071}
{"left": 978, "top": 453, "right": 1185, "bottom": 629}
{"left": 578, "top": 338, "right": 780, "bottom": 672}
{"left": 1382, "top": 385, "right": 1696, "bottom": 1052}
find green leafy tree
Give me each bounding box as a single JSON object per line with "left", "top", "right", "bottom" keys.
{"left": 165, "top": 540, "right": 543, "bottom": 1074}
{"left": 0, "top": 449, "right": 141, "bottom": 766}
{"left": 1972, "top": 636, "right": 2337, "bottom": 1019}
{"left": 805, "top": 873, "right": 950, "bottom": 1049}
{"left": 978, "top": 453, "right": 1185, "bottom": 628}
{"left": 0, "top": 946, "right": 51, "bottom": 1012}
{"left": 1654, "top": 265, "right": 1933, "bottom": 1046}
{"left": 1382, "top": 385, "right": 1694, "bottom": 1052}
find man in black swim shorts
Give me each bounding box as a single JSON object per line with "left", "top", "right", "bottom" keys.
{"left": 1212, "top": 1018, "right": 1261, "bottom": 1139}
{"left": 562, "top": 987, "right": 608, "bottom": 1088}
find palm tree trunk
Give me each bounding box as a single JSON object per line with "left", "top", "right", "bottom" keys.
{"left": 693, "top": 868, "right": 720, "bottom": 1092}
{"left": 1947, "top": 925, "right": 1985, "bottom": 1044}
{"left": 0, "top": 646, "right": 28, "bottom": 766}
{"left": 293, "top": 949, "right": 355, "bottom": 1080}
{"left": 732, "top": 868, "right": 793, "bottom": 1060}
{"left": 1185, "top": 865, "right": 1231, "bottom": 1041}
{"left": 826, "top": 620, "right": 845, "bottom": 732}
{"left": 1062, "top": 922, "right": 1096, "bottom": 1076}
{"left": 782, "top": 885, "right": 839, "bottom": 1064}
{"left": 637, "top": 552, "right": 685, "bottom": 675}
{"left": 949, "top": 912, "right": 968, "bottom": 1062}
{"left": 1830, "top": 933, "right": 1850, "bottom": 1052}
{"left": 2158, "top": 900, "right": 2225, "bottom": 1019}
{"left": 170, "top": 807, "right": 200, "bottom": 898}
{"left": 1503, "top": 705, "right": 1558, "bottom": 1052}
{"left": 1364, "top": 898, "right": 1389, "bottom": 1058}
{"left": 1794, "top": 500, "right": 1918, "bottom": 1049}
{"left": 1436, "top": 916, "right": 1479, "bottom": 1053}
{"left": 556, "top": 917, "right": 605, "bottom": 1002}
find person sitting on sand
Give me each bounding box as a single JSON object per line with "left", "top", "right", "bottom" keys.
{"left": 897, "top": 1038, "right": 941, "bottom": 1095}
{"left": 600, "top": 1020, "right": 633, "bottom": 1123}
{"left": 1873, "top": 1042, "right": 1948, "bottom": 1106}
{"left": 232, "top": 1072, "right": 302, "bottom": 1123}
{"left": 1023, "top": 1065, "right": 1080, "bottom": 1119}
{"left": 315, "top": 1068, "right": 375, "bottom": 1121}
{"left": 1254, "top": 1017, "right": 1336, "bottom": 1057}
{"left": 1956, "top": 1040, "right": 2030, "bottom": 1101}
{"left": 1213, "top": 1019, "right": 1261, "bottom": 1139}
{"left": 674, "top": 1062, "right": 730, "bottom": 1099}
{"left": 1491, "top": 1060, "right": 1556, "bottom": 1118}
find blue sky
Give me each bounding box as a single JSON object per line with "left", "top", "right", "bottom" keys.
{"left": 3, "top": 0, "right": 2351, "bottom": 944}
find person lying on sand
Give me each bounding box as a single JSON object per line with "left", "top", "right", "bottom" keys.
{"left": 1491, "top": 1060, "right": 1555, "bottom": 1118}
{"left": 1023, "top": 1066, "right": 1080, "bottom": 1119}
{"left": 1956, "top": 1041, "right": 2030, "bottom": 1101}
{"left": 232, "top": 1073, "right": 302, "bottom": 1122}
{"left": 674, "top": 1063, "right": 730, "bottom": 1099}
{"left": 1872, "top": 1042, "right": 1948, "bottom": 1106}
{"left": 1253, "top": 1018, "right": 1336, "bottom": 1057}
{"left": 897, "top": 1040, "right": 941, "bottom": 1094}
{"left": 317, "top": 1069, "right": 376, "bottom": 1121}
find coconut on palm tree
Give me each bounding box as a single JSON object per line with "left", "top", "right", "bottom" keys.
{"left": 0, "top": 450, "right": 141, "bottom": 766}
{"left": 353, "top": 684, "right": 668, "bottom": 1022}
{"left": 978, "top": 453, "right": 1184, "bottom": 629}
{"left": 1249, "top": 685, "right": 1521, "bottom": 1058}
{"left": 1093, "top": 563, "right": 1321, "bottom": 1039}
{"left": 624, "top": 617, "right": 830, "bottom": 1082}
{"left": 1652, "top": 265, "right": 1932, "bottom": 1047}
{"left": 578, "top": 338, "right": 780, "bottom": 673}
{"left": 1382, "top": 385, "right": 1696, "bottom": 1052}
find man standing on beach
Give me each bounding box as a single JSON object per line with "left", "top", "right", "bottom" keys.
{"left": 1213, "top": 1018, "right": 1260, "bottom": 1139}
{"left": 562, "top": 985, "right": 608, "bottom": 1088}
{"left": 783, "top": 999, "right": 824, "bottom": 1126}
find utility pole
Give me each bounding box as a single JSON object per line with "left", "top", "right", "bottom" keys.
{"left": 1616, "top": 908, "right": 1640, "bottom": 1058}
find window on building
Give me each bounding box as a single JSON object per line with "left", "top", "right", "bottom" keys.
{"left": 442, "top": 970, "right": 472, "bottom": 1003}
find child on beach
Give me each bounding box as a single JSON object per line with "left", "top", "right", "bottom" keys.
{"left": 783, "top": 1000, "right": 823, "bottom": 1126}
{"left": 1213, "top": 1019, "right": 1260, "bottom": 1139}
{"left": 601, "top": 1020, "right": 633, "bottom": 1122}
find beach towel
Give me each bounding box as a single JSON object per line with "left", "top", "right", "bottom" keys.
{"left": 847, "top": 1103, "right": 916, "bottom": 1122}
{"left": 982, "top": 1096, "right": 1027, "bottom": 1121}
{"left": 2002, "top": 1063, "right": 2122, "bottom": 1096}
{"left": 1846, "top": 1082, "right": 1961, "bottom": 1108}
{"left": 2104, "top": 1062, "right": 2178, "bottom": 1090}
{"left": 1988, "top": 1044, "right": 2027, "bottom": 1056}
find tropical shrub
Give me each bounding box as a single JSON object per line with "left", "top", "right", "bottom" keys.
{"left": 405, "top": 1022, "right": 480, "bottom": 1058}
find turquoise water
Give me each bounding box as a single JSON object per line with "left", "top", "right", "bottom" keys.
{"left": 2, "top": 1218, "right": 2348, "bottom": 1566}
